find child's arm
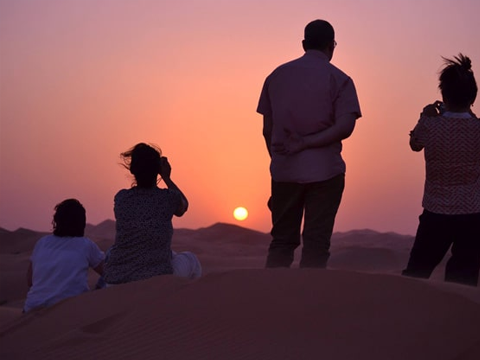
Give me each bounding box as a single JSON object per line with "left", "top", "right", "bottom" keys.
{"left": 26, "top": 261, "right": 33, "bottom": 287}
{"left": 93, "top": 261, "right": 104, "bottom": 276}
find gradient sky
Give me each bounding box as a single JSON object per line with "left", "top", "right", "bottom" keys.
{"left": 1, "top": 0, "right": 479, "bottom": 235}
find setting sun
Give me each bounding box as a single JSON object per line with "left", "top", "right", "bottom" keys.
{"left": 233, "top": 207, "right": 248, "bottom": 221}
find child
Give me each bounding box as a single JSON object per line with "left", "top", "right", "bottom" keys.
{"left": 24, "top": 199, "right": 105, "bottom": 312}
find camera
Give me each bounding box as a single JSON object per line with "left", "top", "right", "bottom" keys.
{"left": 437, "top": 102, "right": 446, "bottom": 115}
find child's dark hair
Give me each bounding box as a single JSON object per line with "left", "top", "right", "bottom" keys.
{"left": 439, "top": 54, "right": 477, "bottom": 109}
{"left": 52, "top": 199, "right": 86, "bottom": 237}
{"left": 121, "top": 143, "right": 162, "bottom": 188}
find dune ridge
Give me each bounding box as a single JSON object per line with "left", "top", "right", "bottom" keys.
{"left": 1, "top": 223, "right": 479, "bottom": 359}
{"left": 1, "top": 269, "right": 480, "bottom": 359}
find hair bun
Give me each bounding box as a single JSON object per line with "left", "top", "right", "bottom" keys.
{"left": 457, "top": 53, "right": 472, "bottom": 71}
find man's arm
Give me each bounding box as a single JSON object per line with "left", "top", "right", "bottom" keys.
{"left": 263, "top": 115, "right": 273, "bottom": 157}
{"left": 272, "top": 112, "right": 357, "bottom": 155}
{"left": 302, "top": 112, "right": 356, "bottom": 148}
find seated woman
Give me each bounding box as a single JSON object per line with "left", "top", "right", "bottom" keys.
{"left": 24, "top": 199, "right": 105, "bottom": 312}
{"left": 103, "top": 143, "right": 201, "bottom": 285}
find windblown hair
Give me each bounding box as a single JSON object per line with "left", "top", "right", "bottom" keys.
{"left": 52, "top": 199, "right": 86, "bottom": 237}
{"left": 303, "top": 19, "right": 335, "bottom": 50}
{"left": 439, "top": 54, "right": 477, "bottom": 109}
{"left": 121, "top": 143, "right": 162, "bottom": 188}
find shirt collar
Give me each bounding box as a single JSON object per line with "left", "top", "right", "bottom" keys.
{"left": 304, "top": 50, "right": 330, "bottom": 61}
{"left": 443, "top": 111, "right": 474, "bottom": 118}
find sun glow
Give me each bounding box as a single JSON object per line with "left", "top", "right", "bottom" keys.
{"left": 233, "top": 207, "right": 248, "bottom": 221}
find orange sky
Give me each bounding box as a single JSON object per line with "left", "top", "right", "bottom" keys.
{"left": 1, "top": 0, "right": 479, "bottom": 235}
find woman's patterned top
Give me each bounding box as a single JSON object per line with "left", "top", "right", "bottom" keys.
{"left": 411, "top": 113, "right": 480, "bottom": 214}
{"left": 103, "top": 186, "right": 182, "bottom": 284}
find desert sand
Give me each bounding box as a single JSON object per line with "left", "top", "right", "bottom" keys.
{"left": 1, "top": 222, "right": 479, "bottom": 359}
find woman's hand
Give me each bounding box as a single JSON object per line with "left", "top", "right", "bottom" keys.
{"left": 158, "top": 156, "right": 172, "bottom": 180}
{"left": 421, "top": 100, "right": 444, "bottom": 116}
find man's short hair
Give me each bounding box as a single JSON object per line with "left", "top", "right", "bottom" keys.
{"left": 304, "top": 19, "right": 335, "bottom": 50}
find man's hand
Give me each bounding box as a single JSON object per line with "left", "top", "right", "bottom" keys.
{"left": 272, "top": 129, "right": 305, "bottom": 155}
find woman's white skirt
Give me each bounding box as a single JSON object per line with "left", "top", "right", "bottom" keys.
{"left": 171, "top": 251, "right": 202, "bottom": 279}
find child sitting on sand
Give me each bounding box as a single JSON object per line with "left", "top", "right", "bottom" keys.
{"left": 24, "top": 199, "right": 105, "bottom": 312}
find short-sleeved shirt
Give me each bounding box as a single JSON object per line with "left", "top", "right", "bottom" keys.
{"left": 257, "top": 50, "right": 361, "bottom": 183}
{"left": 24, "top": 235, "right": 104, "bottom": 312}
{"left": 103, "top": 186, "right": 182, "bottom": 284}
{"left": 411, "top": 112, "right": 480, "bottom": 214}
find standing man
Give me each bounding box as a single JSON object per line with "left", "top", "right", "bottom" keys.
{"left": 257, "top": 19, "right": 361, "bottom": 268}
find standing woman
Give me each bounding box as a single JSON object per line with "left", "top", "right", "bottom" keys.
{"left": 103, "top": 143, "right": 201, "bottom": 285}
{"left": 403, "top": 54, "right": 480, "bottom": 286}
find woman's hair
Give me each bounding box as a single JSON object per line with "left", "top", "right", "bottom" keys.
{"left": 439, "top": 54, "right": 477, "bottom": 109}
{"left": 121, "top": 143, "right": 162, "bottom": 188}
{"left": 52, "top": 199, "right": 86, "bottom": 237}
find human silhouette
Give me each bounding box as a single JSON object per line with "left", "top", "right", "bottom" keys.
{"left": 24, "top": 199, "right": 105, "bottom": 312}
{"left": 257, "top": 20, "right": 362, "bottom": 268}
{"left": 403, "top": 54, "right": 480, "bottom": 286}
{"left": 103, "top": 143, "right": 201, "bottom": 285}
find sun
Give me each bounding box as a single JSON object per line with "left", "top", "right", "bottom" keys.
{"left": 233, "top": 207, "right": 248, "bottom": 221}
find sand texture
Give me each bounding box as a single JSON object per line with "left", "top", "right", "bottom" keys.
{"left": 1, "top": 222, "right": 479, "bottom": 359}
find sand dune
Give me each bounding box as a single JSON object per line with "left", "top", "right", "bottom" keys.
{"left": 1, "top": 269, "right": 480, "bottom": 360}
{"left": 0, "top": 223, "right": 479, "bottom": 359}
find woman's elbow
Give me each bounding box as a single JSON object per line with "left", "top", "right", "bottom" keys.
{"left": 174, "top": 209, "right": 187, "bottom": 217}
{"left": 174, "top": 200, "right": 189, "bottom": 217}
{"left": 409, "top": 138, "right": 424, "bottom": 151}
